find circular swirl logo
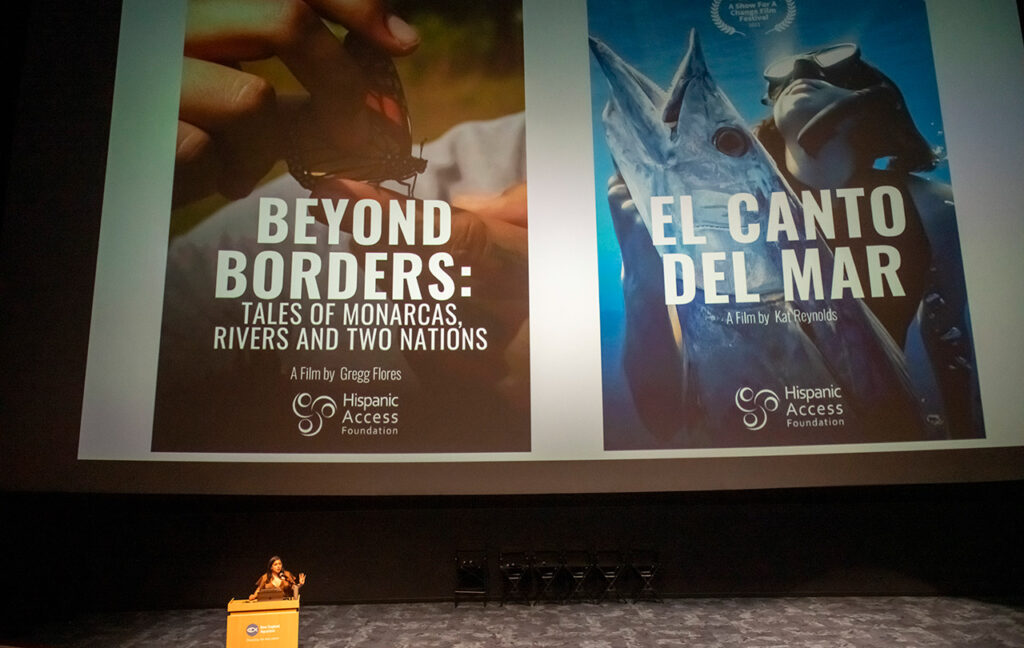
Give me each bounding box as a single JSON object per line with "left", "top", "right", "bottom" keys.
{"left": 245, "top": 623, "right": 259, "bottom": 636}
{"left": 292, "top": 393, "right": 337, "bottom": 437}
{"left": 734, "top": 387, "right": 780, "bottom": 431}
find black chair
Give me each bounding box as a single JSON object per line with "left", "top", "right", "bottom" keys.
{"left": 530, "top": 549, "right": 566, "bottom": 603}
{"left": 594, "top": 549, "right": 627, "bottom": 603}
{"left": 498, "top": 549, "right": 532, "bottom": 605}
{"left": 454, "top": 549, "right": 488, "bottom": 606}
{"left": 562, "top": 549, "right": 596, "bottom": 603}
{"left": 629, "top": 548, "right": 661, "bottom": 602}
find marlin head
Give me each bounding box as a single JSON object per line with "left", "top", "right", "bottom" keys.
{"left": 591, "top": 29, "right": 789, "bottom": 293}
{"left": 591, "top": 31, "right": 926, "bottom": 443}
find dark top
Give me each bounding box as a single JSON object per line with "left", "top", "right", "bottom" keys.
{"left": 791, "top": 168, "right": 931, "bottom": 347}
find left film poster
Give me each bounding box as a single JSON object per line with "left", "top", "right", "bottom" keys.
{"left": 152, "top": 1, "right": 530, "bottom": 453}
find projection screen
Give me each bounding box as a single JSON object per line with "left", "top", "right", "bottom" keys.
{"left": 53, "top": 0, "right": 1024, "bottom": 493}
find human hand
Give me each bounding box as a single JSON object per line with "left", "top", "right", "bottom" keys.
{"left": 450, "top": 183, "right": 529, "bottom": 409}
{"left": 451, "top": 183, "right": 528, "bottom": 229}
{"left": 298, "top": 572, "right": 306, "bottom": 585}
{"left": 312, "top": 178, "right": 530, "bottom": 410}
{"left": 174, "top": 0, "right": 421, "bottom": 206}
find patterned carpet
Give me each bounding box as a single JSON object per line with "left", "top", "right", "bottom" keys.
{"left": 7, "top": 597, "right": 1024, "bottom": 648}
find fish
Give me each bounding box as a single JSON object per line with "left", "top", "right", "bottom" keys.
{"left": 590, "top": 30, "right": 926, "bottom": 446}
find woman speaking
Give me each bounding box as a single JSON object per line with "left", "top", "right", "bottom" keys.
{"left": 250, "top": 556, "right": 306, "bottom": 600}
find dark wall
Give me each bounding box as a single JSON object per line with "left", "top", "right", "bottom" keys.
{"left": 4, "top": 481, "right": 1022, "bottom": 624}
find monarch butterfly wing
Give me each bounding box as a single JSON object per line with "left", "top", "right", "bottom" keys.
{"left": 288, "top": 30, "right": 427, "bottom": 190}
{"left": 344, "top": 31, "right": 414, "bottom": 151}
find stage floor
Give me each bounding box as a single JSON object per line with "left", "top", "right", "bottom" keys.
{"left": 6, "top": 597, "right": 1024, "bottom": 647}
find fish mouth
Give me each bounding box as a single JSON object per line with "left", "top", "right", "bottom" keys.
{"left": 662, "top": 29, "right": 707, "bottom": 127}
{"left": 587, "top": 35, "right": 669, "bottom": 151}
{"left": 663, "top": 80, "right": 687, "bottom": 126}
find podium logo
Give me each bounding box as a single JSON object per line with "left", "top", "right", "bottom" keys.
{"left": 292, "top": 393, "right": 337, "bottom": 437}
{"left": 245, "top": 623, "right": 259, "bottom": 636}
{"left": 734, "top": 387, "right": 780, "bottom": 431}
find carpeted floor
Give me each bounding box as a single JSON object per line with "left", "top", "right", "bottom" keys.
{"left": 6, "top": 597, "right": 1024, "bottom": 648}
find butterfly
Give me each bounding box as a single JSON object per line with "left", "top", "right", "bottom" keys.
{"left": 288, "top": 31, "right": 427, "bottom": 194}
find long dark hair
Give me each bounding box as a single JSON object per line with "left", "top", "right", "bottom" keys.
{"left": 262, "top": 555, "right": 283, "bottom": 583}
{"left": 755, "top": 109, "right": 937, "bottom": 180}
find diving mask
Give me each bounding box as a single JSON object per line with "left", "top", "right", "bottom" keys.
{"left": 762, "top": 43, "right": 864, "bottom": 105}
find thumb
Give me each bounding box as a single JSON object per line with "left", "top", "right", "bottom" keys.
{"left": 308, "top": 0, "right": 420, "bottom": 55}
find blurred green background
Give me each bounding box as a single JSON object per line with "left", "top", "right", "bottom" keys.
{"left": 392, "top": 0, "right": 525, "bottom": 141}
{"left": 172, "top": 0, "right": 525, "bottom": 236}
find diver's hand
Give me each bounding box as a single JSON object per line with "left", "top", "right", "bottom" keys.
{"left": 312, "top": 177, "right": 530, "bottom": 410}
{"left": 174, "top": 0, "right": 421, "bottom": 207}
{"left": 607, "top": 174, "right": 688, "bottom": 438}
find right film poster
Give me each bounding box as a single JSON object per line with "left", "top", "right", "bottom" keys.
{"left": 588, "top": 0, "right": 983, "bottom": 449}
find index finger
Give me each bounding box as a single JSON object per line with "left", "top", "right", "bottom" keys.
{"left": 185, "top": 1, "right": 362, "bottom": 131}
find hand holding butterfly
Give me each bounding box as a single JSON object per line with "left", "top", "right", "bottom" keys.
{"left": 313, "top": 177, "right": 531, "bottom": 411}
{"left": 174, "top": 0, "right": 421, "bottom": 207}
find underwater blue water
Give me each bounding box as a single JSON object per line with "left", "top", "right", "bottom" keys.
{"left": 586, "top": 0, "right": 951, "bottom": 444}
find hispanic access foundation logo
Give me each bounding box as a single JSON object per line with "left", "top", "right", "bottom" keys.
{"left": 734, "top": 387, "right": 779, "bottom": 430}
{"left": 292, "top": 393, "right": 337, "bottom": 436}
{"left": 735, "top": 384, "right": 847, "bottom": 431}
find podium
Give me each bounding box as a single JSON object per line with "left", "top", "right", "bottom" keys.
{"left": 226, "top": 597, "right": 299, "bottom": 647}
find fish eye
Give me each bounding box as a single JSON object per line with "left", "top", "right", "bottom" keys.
{"left": 713, "top": 126, "right": 749, "bottom": 157}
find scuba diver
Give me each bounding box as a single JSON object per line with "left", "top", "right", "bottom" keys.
{"left": 754, "top": 43, "right": 981, "bottom": 438}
